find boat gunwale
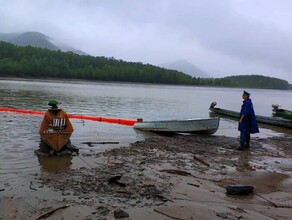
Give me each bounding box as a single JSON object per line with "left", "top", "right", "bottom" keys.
{"left": 134, "top": 117, "right": 220, "bottom": 124}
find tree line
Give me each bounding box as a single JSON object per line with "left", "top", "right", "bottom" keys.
{"left": 0, "top": 41, "right": 291, "bottom": 90}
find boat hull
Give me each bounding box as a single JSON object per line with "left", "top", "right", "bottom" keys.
{"left": 210, "top": 106, "right": 292, "bottom": 128}
{"left": 273, "top": 110, "right": 292, "bottom": 120}
{"left": 133, "top": 118, "right": 220, "bottom": 135}
{"left": 40, "top": 131, "right": 72, "bottom": 151}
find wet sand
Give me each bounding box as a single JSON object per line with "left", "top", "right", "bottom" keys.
{"left": 0, "top": 134, "right": 291, "bottom": 220}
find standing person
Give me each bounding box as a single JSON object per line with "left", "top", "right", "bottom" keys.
{"left": 237, "top": 91, "right": 259, "bottom": 151}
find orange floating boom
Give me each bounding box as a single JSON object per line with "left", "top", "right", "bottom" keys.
{"left": 0, "top": 107, "right": 44, "bottom": 115}
{"left": 0, "top": 107, "right": 137, "bottom": 126}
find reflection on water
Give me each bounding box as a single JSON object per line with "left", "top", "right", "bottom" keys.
{"left": 37, "top": 155, "right": 72, "bottom": 173}
{"left": 0, "top": 113, "right": 40, "bottom": 182}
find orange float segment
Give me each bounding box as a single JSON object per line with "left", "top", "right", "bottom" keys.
{"left": 68, "top": 114, "right": 137, "bottom": 126}
{"left": 78, "top": 115, "right": 99, "bottom": 121}
{"left": 67, "top": 113, "right": 138, "bottom": 126}
{"left": 0, "top": 107, "right": 45, "bottom": 115}
{"left": 14, "top": 109, "right": 44, "bottom": 115}
{"left": 0, "top": 107, "right": 20, "bottom": 112}
{"left": 99, "top": 117, "right": 137, "bottom": 126}
{"left": 67, "top": 114, "right": 83, "bottom": 119}
{"left": 30, "top": 111, "right": 44, "bottom": 115}
{"left": 100, "top": 117, "right": 119, "bottom": 124}
{"left": 14, "top": 109, "right": 30, "bottom": 114}
{"left": 119, "top": 119, "right": 137, "bottom": 126}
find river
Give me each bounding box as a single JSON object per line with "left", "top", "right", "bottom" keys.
{"left": 0, "top": 78, "right": 291, "bottom": 188}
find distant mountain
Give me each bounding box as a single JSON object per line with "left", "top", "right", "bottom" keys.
{"left": 0, "top": 33, "right": 20, "bottom": 41}
{"left": 160, "top": 60, "right": 209, "bottom": 78}
{"left": 0, "top": 31, "right": 87, "bottom": 55}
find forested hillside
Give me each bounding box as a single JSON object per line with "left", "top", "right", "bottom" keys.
{"left": 0, "top": 41, "right": 192, "bottom": 84}
{"left": 0, "top": 41, "right": 291, "bottom": 89}
{"left": 194, "top": 75, "right": 291, "bottom": 90}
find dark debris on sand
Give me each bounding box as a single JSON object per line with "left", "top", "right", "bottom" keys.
{"left": 37, "top": 135, "right": 292, "bottom": 209}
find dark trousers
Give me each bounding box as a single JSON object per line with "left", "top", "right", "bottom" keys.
{"left": 240, "top": 132, "right": 250, "bottom": 148}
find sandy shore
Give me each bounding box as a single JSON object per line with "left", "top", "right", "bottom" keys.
{"left": 1, "top": 134, "right": 291, "bottom": 220}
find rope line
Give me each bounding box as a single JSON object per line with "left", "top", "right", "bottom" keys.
{"left": 67, "top": 145, "right": 94, "bottom": 169}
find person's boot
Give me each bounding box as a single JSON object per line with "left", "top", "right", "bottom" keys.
{"left": 245, "top": 143, "right": 250, "bottom": 150}
{"left": 245, "top": 137, "right": 250, "bottom": 150}
{"left": 245, "top": 135, "right": 250, "bottom": 150}
{"left": 236, "top": 143, "right": 246, "bottom": 151}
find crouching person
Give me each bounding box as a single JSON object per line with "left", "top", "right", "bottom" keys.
{"left": 37, "top": 99, "right": 79, "bottom": 156}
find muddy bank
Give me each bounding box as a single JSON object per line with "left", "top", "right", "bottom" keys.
{"left": 1, "top": 134, "right": 291, "bottom": 219}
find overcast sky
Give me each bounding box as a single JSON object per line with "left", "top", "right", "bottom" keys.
{"left": 1, "top": 0, "right": 292, "bottom": 83}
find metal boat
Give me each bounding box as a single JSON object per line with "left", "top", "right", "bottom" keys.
{"left": 133, "top": 118, "right": 220, "bottom": 135}
{"left": 272, "top": 104, "right": 292, "bottom": 120}
{"left": 209, "top": 102, "right": 292, "bottom": 128}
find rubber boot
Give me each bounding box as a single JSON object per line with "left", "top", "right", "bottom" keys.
{"left": 245, "top": 134, "right": 250, "bottom": 150}
{"left": 237, "top": 132, "right": 247, "bottom": 150}
{"left": 236, "top": 144, "right": 246, "bottom": 151}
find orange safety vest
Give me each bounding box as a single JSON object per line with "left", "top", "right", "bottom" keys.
{"left": 39, "top": 108, "right": 74, "bottom": 134}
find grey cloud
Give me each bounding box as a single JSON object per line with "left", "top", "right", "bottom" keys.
{"left": 0, "top": 0, "right": 291, "bottom": 82}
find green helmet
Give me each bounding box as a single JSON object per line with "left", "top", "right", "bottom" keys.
{"left": 48, "top": 99, "right": 59, "bottom": 107}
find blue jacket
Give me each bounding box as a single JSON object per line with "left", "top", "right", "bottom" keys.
{"left": 238, "top": 98, "right": 259, "bottom": 134}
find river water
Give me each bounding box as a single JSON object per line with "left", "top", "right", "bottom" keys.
{"left": 0, "top": 78, "right": 291, "bottom": 188}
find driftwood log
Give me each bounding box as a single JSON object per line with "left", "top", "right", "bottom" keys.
{"left": 35, "top": 204, "right": 70, "bottom": 220}
{"left": 82, "top": 141, "right": 119, "bottom": 145}
{"left": 159, "top": 169, "right": 192, "bottom": 176}
{"left": 193, "top": 154, "right": 210, "bottom": 167}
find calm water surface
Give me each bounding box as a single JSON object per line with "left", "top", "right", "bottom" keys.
{"left": 0, "top": 78, "right": 291, "bottom": 187}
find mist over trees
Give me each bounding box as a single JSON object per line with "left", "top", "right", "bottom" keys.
{"left": 0, "top": 41, "right": 291, "bottom": 90}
